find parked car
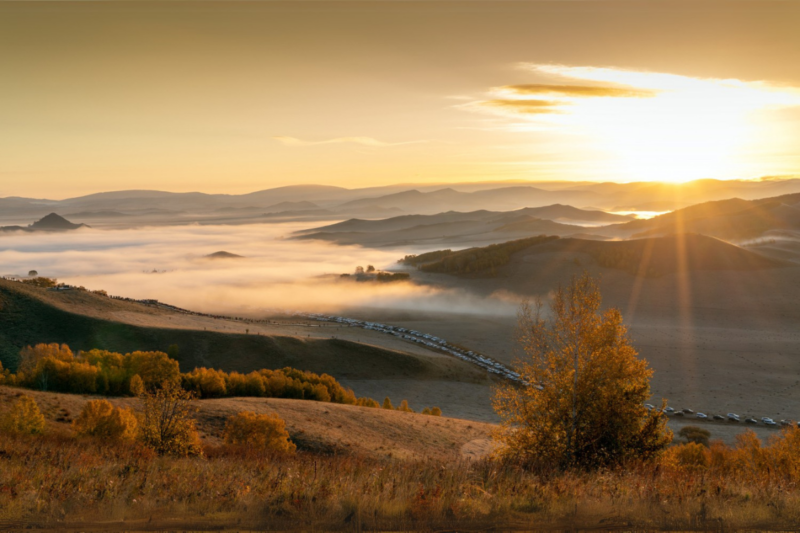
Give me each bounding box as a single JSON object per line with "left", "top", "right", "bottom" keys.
{"left": 727, "top": 413, "right": 740, "bottom": 420}
{"left": 713, "top": 414, "right": 725, "bottom": 421}
{"left": 696, "top": 413, "right": 708, "bottom": 419}
{"left": 665, "top": 407, "right": 675, "bottom": 413}
{"left": 745, "top": 418, "right": 758, "bottom": 424}
{"left": 682, "top": 408, "right": 694, "bottom": 414}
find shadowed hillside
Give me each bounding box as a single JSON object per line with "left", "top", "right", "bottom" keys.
{"left": 0, "top": 280, "right": 478, "bottom": 384}
{"left": 612, "top": 192, "right": 800, "bottom": 241}
{"left": 403, "top": 234, "right": 786, "bottom": 278}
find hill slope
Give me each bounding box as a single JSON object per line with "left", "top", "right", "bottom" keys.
{"left": 0, "top": 386, "right": 494, "bottom": 460}
{"left": 609, "top": 192, "right": 800, "bottom": 241}
{"left": 0, "top": 280, "right": 480, "bottom": 386}
{"left": 405, "top": 234, "right": 786, "bottom": 278}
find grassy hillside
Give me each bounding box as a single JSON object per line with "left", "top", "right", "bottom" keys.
{"left": 0, "top": 386, "right": 492, "bottom": 460}
{"left": 0, "top": 280, "right": 471, "bottom": 383}
{"left": 401, "top": 236, "right": 558, "bottom": 275}
{"left": 402, "top": 234, "right": 785, "bottom": 278}
{"left": 616, "top": 192, "right": 800, "bottom": 240}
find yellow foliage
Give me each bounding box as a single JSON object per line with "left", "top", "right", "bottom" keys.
{"left": 18, "top": 343, "right": 74, "bottom": 374}
{"left": 138, "top": 381, "right": 202, "bottom": 456}
{"left": 666, "top": 442, "right": 710, "bottom": 470}
{"left": 430, "top": 407, "right": 442, "bottom": 417}
{"left": 356, "top": 397, "right": 379, "bottom": 408}
{"left": 493, "top": 273, "right": 672, "bottom": 469}
{"left": 129, "top": 374, "right": 145, "bottom": 396}
{"left": 124, "top": 351, "right": 180, "bottom": 390}
{"left": 72, "top": 400, "right": 138, "bottom": 440}
{"left": 182, "top": 367, "right": 227, "bottom": 398}
{"left": 397, "top": 400, "right": 414, "bottom": 413}
{"left": 1, "top": 395, "right": 46, "bottom": 435}
{"left": 223, "top": 411, "right": 296, "bottom": 453}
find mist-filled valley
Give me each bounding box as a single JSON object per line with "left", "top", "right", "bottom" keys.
{"left": 3, "top": 181, "right": 800, "bottom": 429}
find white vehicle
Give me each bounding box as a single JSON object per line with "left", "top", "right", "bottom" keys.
{"left": 727, "top": 413, "right": 740, "bottom": 420}
{"left": 645, "top": 404, "right": 655, "bottom": 410}
{"left": 765, "top": 420, "right": 777, "bottom": 426}
{"left": 761, "top": 417, "right": 773, "bottom": 423}
{"left": 682, "top": 408, "right": 694, "bottom": 414}
{"left": 665, "top": 407, "right": 675, "bottom": 413}
{"left": 696, "top": 413, "right": 708, "bottom": 419}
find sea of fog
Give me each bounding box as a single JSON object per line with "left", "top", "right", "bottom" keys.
{"left": 0, "top": 222, "right": 518, "bottom": 317}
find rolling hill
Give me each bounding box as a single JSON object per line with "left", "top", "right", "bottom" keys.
{"left": 607, "top": 192, "right": 800, "bottom": 241}
{"left": 0, "top": 279, "right": 484, "bottom": 389}
{"left": 405, "top": 234, "right": 787, "bottom": 278}
{"left": 293, "top": 206, "right": 622, "bottom": 247}
{"left": 0, "top": 386, "right": 494, "bottom": 460}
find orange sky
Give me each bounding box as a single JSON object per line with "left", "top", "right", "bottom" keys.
{"left": 1, "top": 1, "right": 799, "bottom": 199}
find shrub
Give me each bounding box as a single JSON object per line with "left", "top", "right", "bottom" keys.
{"left": 356, "top": 397, "right": 379, "bottom": 408}
{"left": 21, "top": 276, "right": 57, "bottom": 288}
{"left": 138, "top": 381, "right": 201, "bottom": 456}
{"left": 430, "top": 407, "right": 442, "bottom": 416}
{"left": 1, "top": 395, "right": 46, "bottom": 435}
{"left": 671, "top": 442, "right": 710, "bottom": 469}
{"left": 397, "top": 400, "right": 414, "bottom": 413}
{"left": 73, "top": 400, "right": 138, "bottom": 440}
{"left": 421, "top": 408, "right": 431, "bottom": 415}
{"left": 382, "top": 397, "right": 394, "bottom": 410}
{"left": 223, "top": 411, "right": 296, "bottom": 453}
{"left": 678, "top": 426, "right": 711, "bottom": 447}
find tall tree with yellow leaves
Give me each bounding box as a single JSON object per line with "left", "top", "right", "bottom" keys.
{"left": 493, "top": 273, "right": 671, "bottom": 469}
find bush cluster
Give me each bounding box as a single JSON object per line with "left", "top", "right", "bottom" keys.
{"left": 181, "top": 366, "right": 370, "bottom": 405}
{"left": 382, "top": 397, "right": 441, "bottom": 416}
{"left": 9, "top": 344, "right": 179, "bottom": 396}
{"left": 8, "top": 344, "right": 376, "bottom": 407}
{"left": 223, "top": 411, "right": 296, "bottom": 453}
{"left": 72, "top": 399, "right": 138, "bottom": 440}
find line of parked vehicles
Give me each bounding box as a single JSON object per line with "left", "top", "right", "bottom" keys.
{"left": 292, "top": 312, "right": 523, "bottom": 383}
{"left": 645, "top": 404, "right": 796, "bottom": 428}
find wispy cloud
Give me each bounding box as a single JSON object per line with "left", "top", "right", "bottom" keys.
{"left": 272, "top": 136, "right": 428, "bottom": 147}
{"left": 476, "top": 99, "right": 562, "bottom": 115}
{"left": 497, "top": 84, "right": 656, "bottom": 99}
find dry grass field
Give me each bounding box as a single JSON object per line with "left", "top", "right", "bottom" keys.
{"left": 0, "top": 386, "right": 494, "bottom": 461}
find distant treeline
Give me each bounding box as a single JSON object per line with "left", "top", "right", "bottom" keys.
{"left": 400, "top": 236, "right": 558, "bottom": 275}
{"left": 0, "top": 343, "right": 372, "bottom": 406}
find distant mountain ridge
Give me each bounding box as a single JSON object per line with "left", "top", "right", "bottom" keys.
{"left": 3, "top": 178, "right": 800, "bottom": 228}
{"left": 0, "top": 213, "right": 87, "bottom": 233}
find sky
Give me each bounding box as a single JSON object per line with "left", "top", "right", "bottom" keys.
{"left": 2, "top": 1, "right": 800, "bottom": 199}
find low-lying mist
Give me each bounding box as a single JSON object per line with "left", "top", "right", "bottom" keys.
{"left": 0, "top": 223, "right": 517, "bottom": 317}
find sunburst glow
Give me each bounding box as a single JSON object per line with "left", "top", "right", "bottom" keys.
{"left": 472, "top": 65, "right": 800, "bottom": 183}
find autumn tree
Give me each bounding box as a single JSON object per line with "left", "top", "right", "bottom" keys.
{"left": 492, "top": 273, "right": 671, "bottom": 469}
{"left": 138, "top": 380, "right": 201, "bottom": 456}
{"left": 18, "top": 343, "right": 74, "bottom": 374}
{"left": 1, "top": 395, "right": 46, "bottom": 435}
